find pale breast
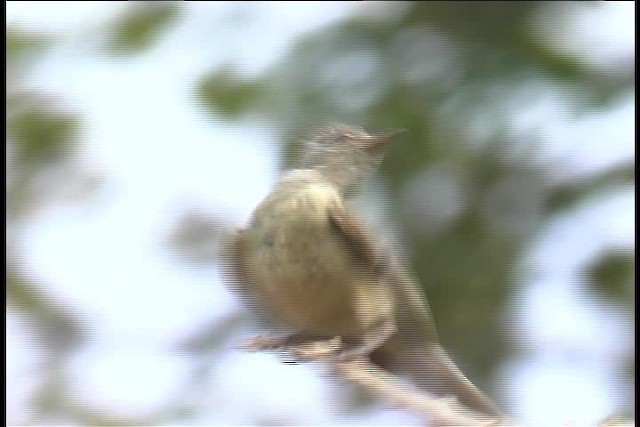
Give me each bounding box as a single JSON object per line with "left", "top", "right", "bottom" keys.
{"left": 244, "top": 177, "right": 388, "bottom": 335}
{"left": 252, "top": 180, "right": 353, "bottom": 287}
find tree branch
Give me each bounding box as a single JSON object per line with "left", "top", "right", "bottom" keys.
{"left": 244, "top": 334, "right": 509, "bottom": 426}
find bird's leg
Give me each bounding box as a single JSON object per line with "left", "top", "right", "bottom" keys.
{"left": 241, "top": 330, "right": 340, "bottom": 356}
{"left": 243, "top": 318, "right": 396, "bottom": 364}
{"left": 327, "top": 317, "right": 397, "bottom": 362}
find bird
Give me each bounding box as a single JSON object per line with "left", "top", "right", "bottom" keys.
{"left": 220, "top": 124, "right": 504, "bottom": 419}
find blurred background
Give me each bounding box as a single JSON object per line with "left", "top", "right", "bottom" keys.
{"left": 6, "top": 1, "right": 635, "bottom": 426}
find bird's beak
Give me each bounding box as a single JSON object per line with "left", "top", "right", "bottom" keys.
{"left": 362, "top": 129, "right": 405, "bottom": 152}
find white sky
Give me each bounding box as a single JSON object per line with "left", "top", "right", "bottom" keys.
{"left": 6, "top": 2, "right": 635, "bottom": 426}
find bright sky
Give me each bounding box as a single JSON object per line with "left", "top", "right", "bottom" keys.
{"left": 6, "top": 2, "right": 635, "bottom": 426}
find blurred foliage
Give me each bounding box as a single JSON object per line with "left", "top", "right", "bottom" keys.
{"left": 6, "top": 1, "right": 635, "bottom": 425}
{"left": 9, "top": 104, "right": 79, "bottom": 168}
{"left": 7, "top": 268, "right": 85, "bottom": 352}
{"left": 196, "top": 66, "right": 271, "bottom": 117}
{"left": 106, "top": 2, "right": 180, "bottom": 55}
{"left": 545, "top": 163, "right": 635, "bottom": 214}
{"left": 7, "top": 25, "right": 83, "bottom": 219}
{"left": 585, "top": 249, "right": 635, "bottom": 302}
{"left": 7, "top": 28, "right": 52, "bottom": 66}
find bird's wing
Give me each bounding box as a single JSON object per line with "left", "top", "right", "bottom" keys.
{"left": 327, "top": 203, "right": 503, "bottom": 417}
{"left": 327, "top": 200, "right": 438, "bottom": 342}
{"left": 327, "top": 200, "right": 388, "bottom": 274}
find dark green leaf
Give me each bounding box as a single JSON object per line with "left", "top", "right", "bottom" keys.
{"left": 585, "top": 250, "right": 635, "bottom": 302}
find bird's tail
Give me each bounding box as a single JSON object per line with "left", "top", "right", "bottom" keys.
{"left": 370, "top": 256, "right": 504, "bottom": 418}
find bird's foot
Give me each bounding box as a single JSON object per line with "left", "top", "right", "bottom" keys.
{"left": 240, "top": 332, "right": 346, "bottom": 363}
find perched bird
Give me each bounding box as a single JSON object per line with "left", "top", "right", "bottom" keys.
{"left": 221, "top": 124, "right": 503, "bottom": 419}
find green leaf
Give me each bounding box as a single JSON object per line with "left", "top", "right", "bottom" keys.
{"left": 107, "top": 3, "right": 179, "bottom": 55}
{"left": 8, "top": 104, "right": 79, "bottom": 168}
{"left": 585, "top": 250, "right": 635, "bottom": 302}
{"left": 195, "top": 68, "right": 268, "bottom": 117}
{"left": 7, "top": 28, "right": 53, "bottom": 66}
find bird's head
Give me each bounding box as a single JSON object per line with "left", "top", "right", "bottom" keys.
{"left": 299, "top": 124, "right": 401, "bottom": 196}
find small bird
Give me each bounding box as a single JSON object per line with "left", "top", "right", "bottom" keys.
{"left": 220, "top": 124, "right": 503, "bottom": 419}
